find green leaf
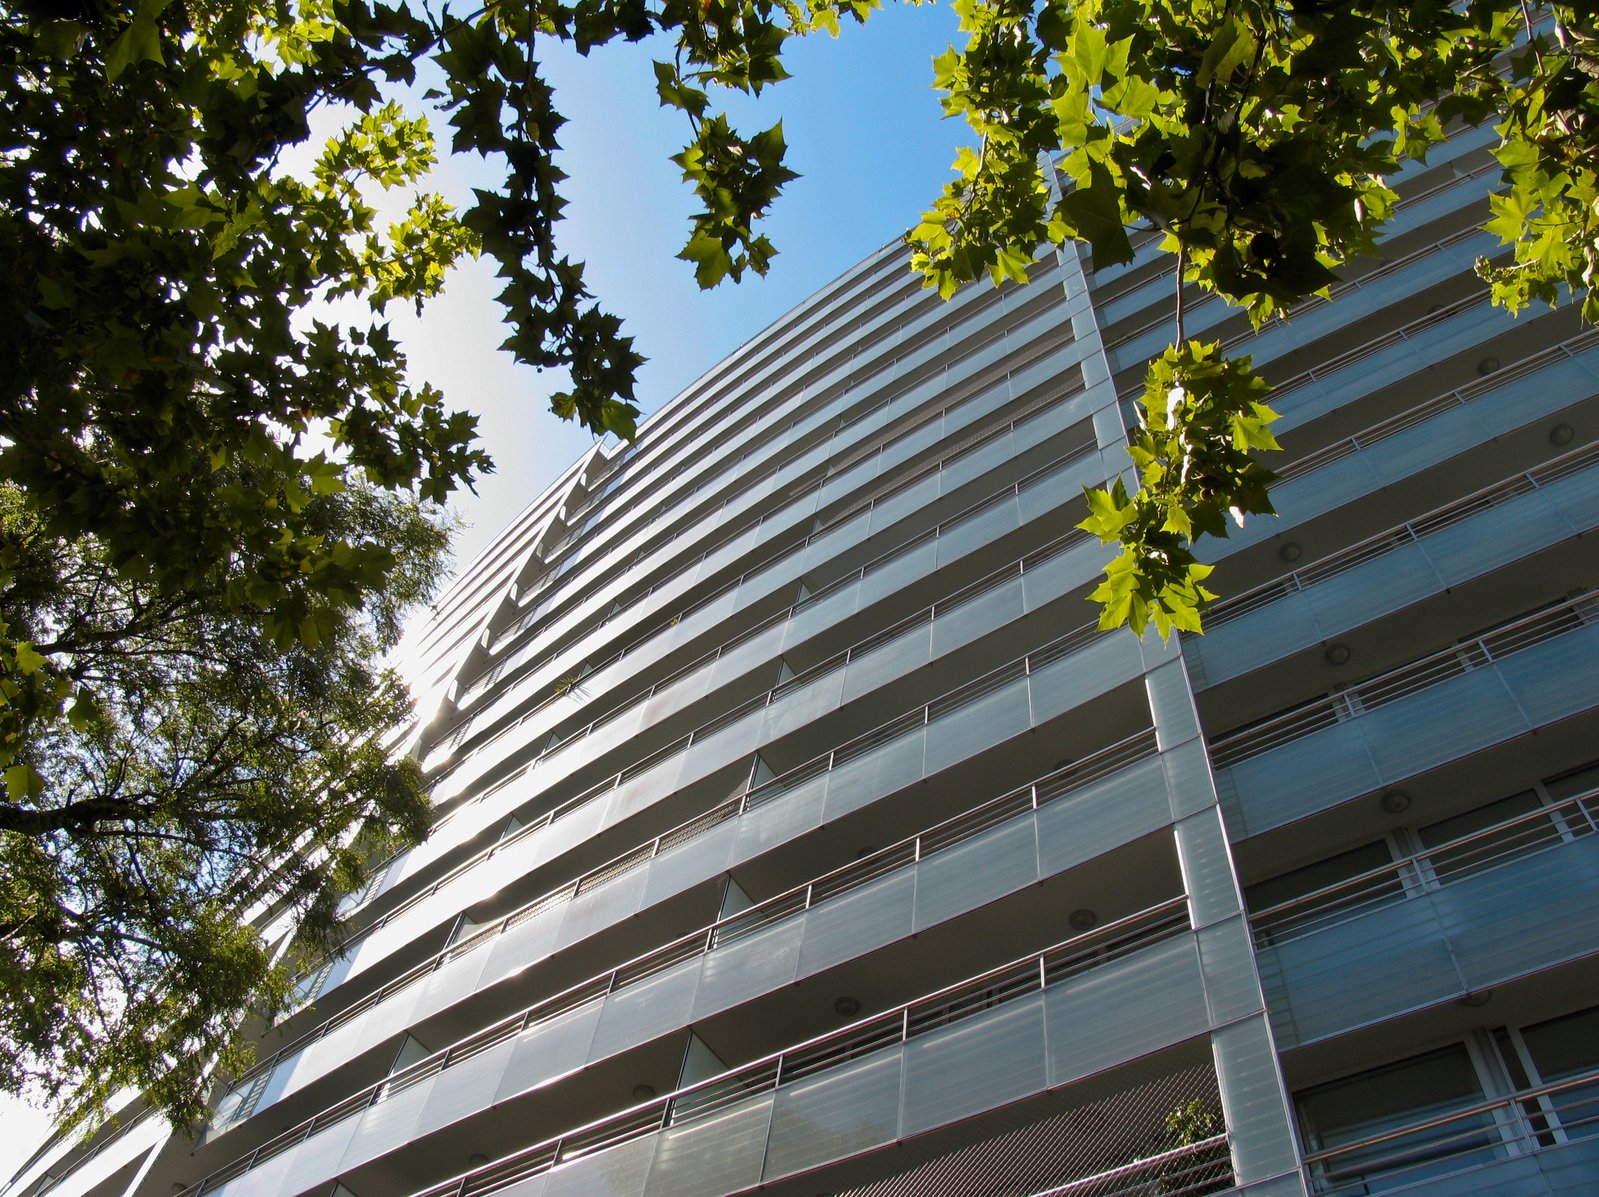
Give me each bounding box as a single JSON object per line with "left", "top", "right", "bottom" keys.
{"left": 4, "top": 763, "right": 39, "bottom": 802}
{"left": 13, "top": 643, "right": 47, "bottom": 675}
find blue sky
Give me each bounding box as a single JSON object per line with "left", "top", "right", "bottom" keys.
{"left": 392, "top": 1, "right": 973, "bottom": 571}
{"left": 0, "top": 6, "right": 973, "bottom": 1178}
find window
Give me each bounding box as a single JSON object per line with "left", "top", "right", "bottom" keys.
{"left": 1245, "top": 840, "right": 1403, "bottom": 943}
{"left": 1514, "top": 1005, "right": 1599, "bottom": 1142}
{"left": 1416, "top": 790, "right": 1558, "bottom": 883}
{"left": 1297, "top": 1045, "right": 1500, "bottom": 1194}
{"left": 1252, "top": 757, "right": 1599, "bottom": 945}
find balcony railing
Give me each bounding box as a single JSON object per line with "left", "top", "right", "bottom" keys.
{"left": 340, "top": 524, "right": 1094, "bottom": 936}
{"left": 220, "top": 639, "right": 1144, "bottom": 1116}
{"left": 1250, "top": 782, "right": 1599, "bottom": 946}
{"left": 1207, "top": 438, "right": 1599, "bottom": 628}
{"left": 1303, "top": 1064, "right": 1599, "bottom": 1195}
{"left": 1271, "top": 329, "right": 1599, "bottom": 489}
{"left": 444, "top": 381, "right": 1091, "bottom": 758}
{"left": 307, "top": 526, "right": 1107, "bottom": 998}
{"left": 465, "top": 299, "right": 1085, "bottom": 707}
{"left": 432, "top": 426, "right": 1097, "bottom": 784}
{"left": 1209, "top": 592, "right": 1598, "bottom": 769}
{"left": 1028, "top": 1136, "right": 1232, "bottom": 1197}
{"left": 397, "top": 897, "right": 1192, "bottom": 1197}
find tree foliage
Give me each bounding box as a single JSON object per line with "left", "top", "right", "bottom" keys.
{"left": 1, "top": 0, "right": 849, "bottom": 1135}
{"left": 10, "top": 0, "right": 1599, "bottom": 1146}
{"left": 0, "top": 482, "right": 442, "bottom": 1130}
{"left": 909, "top": 0, "right": 1599, "bottom": 634}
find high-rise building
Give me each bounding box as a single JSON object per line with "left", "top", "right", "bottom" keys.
{"left": 10, "top": 118, "right": 1599, "bottom": 1197}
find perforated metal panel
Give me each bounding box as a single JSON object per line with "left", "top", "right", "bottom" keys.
{"left": 794, "top": 1053, "right": 1230, "bottom": 1197}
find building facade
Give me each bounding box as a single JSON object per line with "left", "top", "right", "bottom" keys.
{"left": 10, "top": 119, "right": 1599, "bottom": 1197}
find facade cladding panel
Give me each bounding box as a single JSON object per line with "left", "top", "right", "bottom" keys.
{"left": 12, "top": 128, "right": 1599, "bottom": 1197}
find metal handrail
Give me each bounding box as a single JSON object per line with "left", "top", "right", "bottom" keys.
{"left": 453, "top": 363, "right": 1086, "bottom": 731}
{"left": 1210, "top": 591, "right": 1599, "bottom": 768}
{"left": 397, "top": 896, "right": 1192, "bottom": 1197}
{"left": 1207, "top": 438, "right": 1599, "bottom": 627}
{"left": 1274, "top": 326, "right": 1599, "bottom": 487}
{"left": 226, "top": 619, "right": 1132, "bottom": 1103}
{"left": 322, "top": 521, "right": 1096, "bottom": 966}
{"left": 1302, "top": 1064, "right": 1599, "bottom": 1194}
{"left": 472, "top": 277, "right": 1076, "bottom": 682}
{"left": 198, "top": 733, "right": 1161, "bottom": 1181}
{"left": 1249, "top": 782, "right": 1599, "bottom": 943}
{"left": 1027, "top": 1135, "right": 1232, "bottom": 1197}
{"left": 435, "top": 426, "right": 1094, "bottom": 773}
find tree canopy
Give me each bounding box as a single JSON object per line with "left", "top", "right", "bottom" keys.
{"left": 0, "top": 0, "right": 860, "bottom": 1139}
{"left": 4, "top": 0, "right": 1598, "bottom": 1146}
{"left": 909, "top": 0, "right": 1599, "bottom": 636}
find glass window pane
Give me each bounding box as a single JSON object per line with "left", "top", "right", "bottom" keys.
{"left": 1522, "top": 1005, "right": 1599, "bottom": 1140}
{"left": 1418, "top": 791, "right": 1557, "bottom": 882}
{"left": 1245, "top": 841, "right": 1400, "bottom": 941}
{"left": 1297, "top": 1045, "right": 1497, "bottom": 1193}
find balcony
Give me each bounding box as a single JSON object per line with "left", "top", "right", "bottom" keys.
{"left": 1302, "top": 1065, "right": 1599, "bottom": 1196}
{"left": 1208, "top": 327, "right": 1599, "bottom": 563}
{"left": 428, "top": 428, "right": 1112, "bottom": 814}
{"left": 321, "top": 527, "right": 1122, "bottom": 999}
{"left": 1188, "top": 440, "right": 1599, "bottom": 689}
{"left": 194, "top": 741, "right": 1191, "bottom": 1197}
{"left": 1252, "top": 785, "right": 1599, "bottom": 1049}
{"left": 328, "top": 903, "right": 1213, "bottom": 1197}
{"left": 1212, "top": 595, "right": 1599, "bottom": 838}
{"left": 224, "top": 638, "right": 1167, "bottom": 1123}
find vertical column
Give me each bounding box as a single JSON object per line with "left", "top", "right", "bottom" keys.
{"left": 1147, "top": 657, "right": 1308, "bottom": 1195}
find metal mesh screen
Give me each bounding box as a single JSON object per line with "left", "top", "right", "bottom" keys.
{"left": 817, "top": 1054, "right": 1230, "bottom": 1197}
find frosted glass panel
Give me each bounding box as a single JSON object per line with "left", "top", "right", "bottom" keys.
{"left": 735, "top": 773, "right": 827, "bottom": 858}
{"left": 409, "top": 949, "right": 493, "bottom": 1027}
{"left": 1262, "top": 901, "right": 1458, "bottom": 1048}
{"left": 912, "top": 817, "right": 1040, "bottom": 931}
{"left": 1362, "top": 669, "right": 1524, "bottom": 781}
{"left": 482, "top": 905, "right": 564, "bottom": 988}
{"left": 901, "top": 993, "right": 1047, "bottom": 1136}
{"left": 936, "top": 498, "right": 1020, "bottom": 569}
{"left": 339, "top": 1080, "right": 430, "bottom": 1170}
{"left": 855, "top": 538, "right": 937, "bottom": 611}
{"left": 1498, "top": 626, "right": 1599, "bottom": 725}
{"left": 641, "top": 820, "right": 737, "bottom": 910}
{"left": 415, "top": 1037, "right": 517, "bottom": 1138}
{"left": 1196, "top": 916, "right": 1263, "bottom": 1025}
{"left": 543, "top": 1133, "right": 654, "bottom": 1197}
{"left": 644, "top": 1093, "right": 773, "bottom": 1197}
{"left": 800, "top": 869, "right": 916, "bottom": 976}
{"left": 759, "top": 671, "right": 846, "bottom": 742}
{"left": 1176, "top": 809, "right": 1243, "bottom": 927}
{"left": 556, "top": 868, "right": 649, "bottom": 951}
{"left": 1027, "top": 636, "right": 1142, "bottom": 725}
{"left": 693, "top": 918, "right": 804, "bottom": 1018}
{"left": 495, "top": 1001, "right": 604, "bottom": 1102}
{"left": 271, "top": 1116, "right": 360, "bottom": 1197}
{"left": 591, "top": 957, "right": 702, "bottom": 1060}
{"left": 841, "top": 627, "right": 931, "bottom": 706}
{"left": 1044, "top": 934, "right": 1208, "bottom": 1085}
{"left": 924, "top": 679, "right": 1030, "bottom": 776}
{"left": 1224, "top": 722, "right": 1382, "bottom": 837}
{"left": 763, "top": 1048, "right": 903, "bottom": 1182}
{"left": 1439, "top": 834, "right": 1599, "bottom": 992}
{"left": 1211, "top": 1016, "right": 1303, "bottom": 1184}
{"left": 931, "top": 577, "right": 1024, "bottom": 659}
{"left": 1035, "top": 757, "right": 1170, "bottom": 876}
{"left": 823, "top": 733, "right": 926, "bottom": 819}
